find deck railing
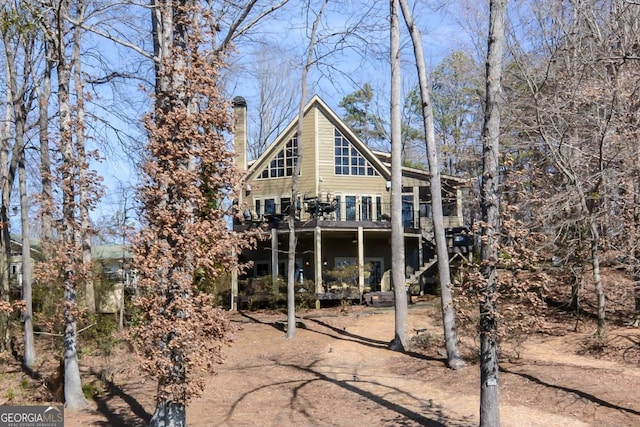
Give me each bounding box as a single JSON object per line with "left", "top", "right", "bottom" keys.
{"left": 248, "top": 200, "right": 458, "bottom": 229}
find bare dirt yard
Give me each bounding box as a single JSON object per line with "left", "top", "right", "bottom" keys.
{"left": 3, "top": 296, "right": 640, "bottom": 426}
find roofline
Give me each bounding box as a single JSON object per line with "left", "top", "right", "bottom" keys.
{"left": 245, "top": 95, "right": 391, "bottom": 181}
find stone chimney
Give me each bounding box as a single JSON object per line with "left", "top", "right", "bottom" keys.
{"left": 232, "top": 96, "right": 247, "bottom": 172}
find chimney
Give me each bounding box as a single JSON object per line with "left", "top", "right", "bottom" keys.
{"left": 232, "top": 96, "right": 247, "bottom": 172}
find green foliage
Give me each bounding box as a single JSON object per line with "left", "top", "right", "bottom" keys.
{"left": 82, "top": 380, "right": 104, "bottom": 400}
{"left": 339, "top": 83, "right": 386, "bottom": 146}
{"left": 84, "top": 314, "right": 119, "bottom": 359}
{"left": 402, "top": 158, "right": 427, "bottom": 170}
{"left": 0, "top": 7, "right": 37, "bottom": 36}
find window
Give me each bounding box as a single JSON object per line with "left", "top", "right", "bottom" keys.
{"left": 264, "top": 198, "right": 276, "bottom": 215}
{"left": 255, "top": 200, "right": 261, "bottom": 216}
{"left": 255, "top": 262, "right": 269, "bottom": 277}
{"left": 334, "top": 129, "right": 378, "bottom": 176}
{"left": 281, "top": 197, "right": 291, "bottom": 215}
{"left": 402, "top": 195, "right": 414, "bottom": 228}
{"left": 258, "top": 137, "right": 298, "bottom": 179}
{"left": 362, "top": 196, "right": 372, "bottom": 221}
{"left": 345, "top": 196, "right": 357, "bottom": 220}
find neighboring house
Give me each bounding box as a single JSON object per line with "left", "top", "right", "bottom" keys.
{"left": 8, "top": 236, "right": 42, "bottom": 297}
{"left": 9, "top": 239, "right": 135, "bottom": 314}
{"left": 232, "top": 95, "right": 469, "bottom": 302}
{"left": 92, "top": 244, "right": 136, "bottom": 314}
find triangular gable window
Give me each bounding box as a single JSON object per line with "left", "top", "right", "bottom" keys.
{"left": 334, "top": 129, "right": 378, "bottom": 176}
{"left": 258, "top": 137, "right": 298, "bottom": 179}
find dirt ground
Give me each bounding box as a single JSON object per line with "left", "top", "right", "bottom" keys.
{"left": 3, "top": 297, "right": 640, "bottom": 427}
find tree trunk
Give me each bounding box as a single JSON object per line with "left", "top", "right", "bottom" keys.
{"left": 56, "top": 0, "right": 87, "bottom": 408}
{"left": 72, "top": 0, "right": 95, "bottom": 314}
{"left": 63, "top": 285, "right": 88, "bottom": 409}
{"left": 39, "top": 43, "right": 55, "bottom": 248}
{"left": 398, "top": 0, "right": 465, "bottom": 370}
{"left": 1, "top": 21, "right": 34, "bottom": 352}
{"left": 19, "top": 154, "right": 35, "bottom": 368}
{"left": 588, "top": 218, "right": 606, "bottom": 337}
{"left": 389, "top": 0, "right": 408, "bottom": 351}
{"left": 149, "top": 399, "right": 186, "bottom": 427}
{"left": 286, "top": 0, "right": 327, "bottom": 339}
{"left": 479, "top": 0, "right": 506, "bottom": 425}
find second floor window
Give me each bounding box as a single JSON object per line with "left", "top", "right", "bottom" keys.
{"left": 334, "top": 129, "right": 378, "bottom": 176}
{"left": 258, "top": 137, "right": 298, "bottom": 179}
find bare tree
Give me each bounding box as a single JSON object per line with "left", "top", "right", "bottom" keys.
{"left": 286, "top": 0, "right": 328, "bottom": 339}
{"left": 0, "top": 7, "right": 28, "bottom": 352}
{"left": 398, "top": 0, "right": 465, "bottom": 370}
{"left": 389, "top": 0, "right": 409, "bottom": 351}
{"left": 506, "top": 0, "right": 640, "bottom": 336}
{"left": 49, "top": 0, "right": 90, "bottom": 410}
{"left": 479, "top": 0, "right": 506, "bottom": 424}
{"left": 72, "top": 0, "right": 99, "bottom": 314}
{"left": 246, "top": 46, "right": 299, "bottom": 160}
{"left": 0, "top": 0, "right": 38, "bottom": 359}
{"left": 18, "top": 143, "right": 35, "bottom": 368}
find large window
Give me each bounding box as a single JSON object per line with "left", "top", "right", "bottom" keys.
{"left": 258, "top": 137, "right": 298, "bottom": 179}
{"left": 255, "top": 198, "right": 276, "bottom": 216}
{"left": 333, "top": 194, "right": 381, "bottom": 221}
{"left": 265, "top": 199, "right": 276, "bottom": 215}
{"left": 402, "top": 195, "right": 414, "bottom": 228}
{"left": 345, "top": 196, "right": 357, "bottom": 220}
{"left": 334, "top": 129, "right": 378, "bottom": 176}
{"left": 361, "top": 196, "right": 372, "bottom": 221}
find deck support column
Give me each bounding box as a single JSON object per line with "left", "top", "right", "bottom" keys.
{"left": 271, "top": 228, "right": 278, "bottom": 294}
{"left": 314, "top": 226, "right": 322, "bottom": 308}
{"left": 231, "top": 247, "right": 238, "bottom": 311}
{"left": 358, "top": 226, "right": 364, "bottom": 299}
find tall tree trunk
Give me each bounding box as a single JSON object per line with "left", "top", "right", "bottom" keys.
{"left": 39, "top": 43, "right": 55, "bottom": 247}
{"left": 398, "top": 0, "right": 465, "bottom": 370}
{"left": 479, "top": 0, "right": 506, "bottom": 425}
{"left": 55, "top": 0, "right": 88, "bottom": 409}
{"left": 1, "top": 24, "right": 32, "bottom": 352}
{"left": 72, "top": 0, "right": 95, "bottom": 313}
{"left": 148, "top": 2, "right": 193, "bottom": 423}
{"left": 19, "top": 151, "right": 35, "bottom": 368}
{"left": 0, "top": 51, "right": 12, "bottom": 354}
{"left": 285, "top": 0, "right": 327, "bottom": 339}
{"left": 389, "top": 0, "right": 408, "bottom": 351}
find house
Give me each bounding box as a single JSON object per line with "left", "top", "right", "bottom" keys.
{"left": 92, "top": 244, "right": 136, "bottom": 314}
{"left": 231, "top": 95, "right": 469, "bottom": 305}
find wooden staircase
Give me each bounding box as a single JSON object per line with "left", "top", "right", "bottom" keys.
{"left": 405, "top": 256, "right": 438, "bottom": 293}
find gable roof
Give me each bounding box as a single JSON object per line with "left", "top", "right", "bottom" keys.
{"left": 245, "top": 95, "right": 391, "bottom": 181}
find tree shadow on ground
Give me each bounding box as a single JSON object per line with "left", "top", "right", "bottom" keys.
{"left": 238, "top": 311, "right": 447, "bottom": 364}
{"left": 502, "top": 366, "right": 640, "bottom": 417}
{"left": 90, "top": 371, "right": 152, "bottom": 427}
{"left": 224, "top": 358, "right": 472, "bottom": 427}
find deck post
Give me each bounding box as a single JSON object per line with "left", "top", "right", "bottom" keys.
{"left": 271, "top": 228, "right": 278, "bottom": 294}
{"left": 231, "top": 247, "right": 238, "bottom": 311}
{"left": 357, "top": 226, "right": 365, "bottom": 299}
{"left": 315, "top": 226, "right": 322, "bottom": 309}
